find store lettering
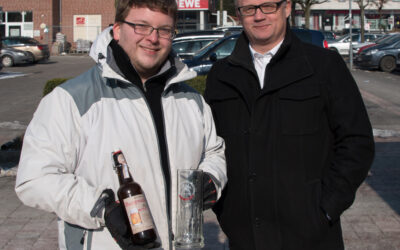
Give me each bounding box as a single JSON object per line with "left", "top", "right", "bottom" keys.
{"left": 178, "top": 0, "right": 200, "bottom": 8}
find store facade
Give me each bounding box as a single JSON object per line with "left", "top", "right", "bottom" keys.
{"left": 293, "top": 0, "right": 400, "bottom": 32}
{"left": 0, "top": 0, "right": 215, "bottom": 50}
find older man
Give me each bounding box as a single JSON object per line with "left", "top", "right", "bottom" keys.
{"left": 205, "top": 0, "right": 374, "bottom": 249}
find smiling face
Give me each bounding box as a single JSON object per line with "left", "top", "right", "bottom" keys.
{"left": 113, "top": 6, "right": 174, "bottom": 82}
{"left": 237, "top": 0, "right": 291, "bottom": 53}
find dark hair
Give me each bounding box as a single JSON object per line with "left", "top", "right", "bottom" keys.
{"left": 115, "top": 0, "right": 178, "bottom": 24}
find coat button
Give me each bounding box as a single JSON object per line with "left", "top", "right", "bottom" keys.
{"left": 248, "top": 173, "right": 256, "bottom": 182}
{"left": 255, "top": 217, "right": 261, "bottom": 227}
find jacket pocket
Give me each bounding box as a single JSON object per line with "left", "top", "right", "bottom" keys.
{"left": 207, "top": 89, "right": 243, "bottom": 136}
{"left": 279, "top": 84, "right": 322, "bottom": 135}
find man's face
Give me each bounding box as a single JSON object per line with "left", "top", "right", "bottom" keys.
{"left": 237, "top": 0, "right": 291, "bottom": 51}
{"left": 113, "top": 7, "right": 174, "bottom": 79}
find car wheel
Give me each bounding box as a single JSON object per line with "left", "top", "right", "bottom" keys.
{"left": 2, "top": 55, "right": 14, "bottom": 67}
{"left": 379, "top": 56, "right": 396, "bottom": 73}
{"left": 27, "top": 52, "right": 35, "bottom": 63}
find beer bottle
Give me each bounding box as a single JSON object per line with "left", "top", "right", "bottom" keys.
{"left": 112, "top": 149, "right": 157, "bottom": 245}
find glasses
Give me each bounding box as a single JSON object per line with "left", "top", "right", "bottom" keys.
{"left": 237, "top": 0, "right": 286, "bottom": 16}
{"left": 122, "top": 21, "right": 176, "bottom": 39}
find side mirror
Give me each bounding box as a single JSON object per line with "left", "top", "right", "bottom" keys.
{"left": 209, "top": 53, "right": 217, "bottom": 62}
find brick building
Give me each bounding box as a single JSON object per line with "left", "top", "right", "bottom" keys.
{"left": 0, "top": 0, "right": 114, "bottom": 50}
{"left": 0, "top": 0, "right": 215, "bottom": 51}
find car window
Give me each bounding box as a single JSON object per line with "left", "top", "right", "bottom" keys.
{"left": 383, "top": 35, "right": 400, "bottom": 45}
{"left": 2, "top": 39, "right": 15, "bottom": 46}
{"left": 173, "top": 39, "right": 214, "bottom": 54}
{"left": 212, "top": 39, "right": 237, "bottom": 60}
{"left": 364, "top": 34, "right": 375, "bottom": 42}
{"left": 173, "top": 42, "right": 190, "bottom": 53}
{"left": 25, "top": 38, "right": 39, "bottom": 44}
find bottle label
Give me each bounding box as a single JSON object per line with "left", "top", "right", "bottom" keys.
{"left": 123, "top": 194, "right": 155, "bottom": 234}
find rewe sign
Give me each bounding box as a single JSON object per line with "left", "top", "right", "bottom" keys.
{"left": 177, "top": 0, "right": 208, "bottom": 10}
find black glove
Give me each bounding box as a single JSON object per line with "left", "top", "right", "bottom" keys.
{"left": 202, "top": 173, "right": 217, "bottom": 210}
{"left": 103, "top": 189, "right": 160, "bottom": 250}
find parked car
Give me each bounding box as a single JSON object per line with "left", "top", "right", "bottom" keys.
{"left": 1, "top": 47, "right": 33, "bottom": 67}
{"left": 328, "top": 33, "right": 383, "bottom": 55}
{"left": 352, "top": 33, "right": 400, "bottom": 56}
{"left": 1, "top": 36, "right": 50, "bottom": 62}
{"left": 339, "top": 28, "right": 361, "bottom": 36}
{"left": 355, "top": 35, "right": 400, "bottom": 72}
{"left": 292, "top": 28, "right": 328, "bottom": 48}
{"left": 213, "top": 26, "right": 243, "bottom": 33}
{"left": 173, "top": 38, "right": 217, "bottom": 60}
{"left": 321, "top": 30, "right": 337, "bottom": 43}
{"left": 184, "top": 33, "right": 240, "bottom": 75}
{"left": 184, "top": 29, "right": 328, "bottom": 75}
{"left": 174, "top": 30, "right": 225, "bottom": 41}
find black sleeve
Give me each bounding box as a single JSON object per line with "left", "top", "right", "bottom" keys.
{"left": 321, "top": 51, "right": 375, "bottom": 221}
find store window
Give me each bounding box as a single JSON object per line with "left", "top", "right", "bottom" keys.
{"left": 24, "top": 11, "right": 33, "bottom": 22}
{"left": 7, "top": 12, "right": 22, "bottom": 22}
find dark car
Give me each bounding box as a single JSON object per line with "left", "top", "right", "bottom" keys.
{"left": 355, "top": 35, "right": 400, "bottom": 72}
{"left": 1, "top": 47, "right": 33, "bottom": 67}
{"left": 184, "top": 29, "right": 328, "bottom": 75}
{"left": 173, "top": 38, "right": 217, "bottom": 60}
{"left": 292, "top": 28, "right": 328, "bottom": 48}
{"left": 1, "top": 36, "right": 50, "bottom": 62}
{"left": 321, "top": 30, "right": 337, "bottom": 43}
{"left": 213, "top": 26, "right": 243, "bottom": 34}
{"left": 175, "top": 30, "right": 225, "bottom": 39}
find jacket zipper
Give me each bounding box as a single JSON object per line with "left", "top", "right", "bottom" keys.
{"left": 134, "top": 83, "right": 174, "bottom": 249}
{"left": 160, "top": 89, "right": 174, "bottom": 249}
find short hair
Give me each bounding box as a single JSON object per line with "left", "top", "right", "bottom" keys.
{"left": 115, "top": 0, "right": 178, "bottom": 24}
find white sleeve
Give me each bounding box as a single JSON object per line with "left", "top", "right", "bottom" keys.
{"left": 198, "top": 97, "right": 227, "bottom": 199}
{"left": 15, "top": 87, "right": 107, "bottom": 229}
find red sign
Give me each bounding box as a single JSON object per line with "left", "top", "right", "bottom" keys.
{"left": 76, "top": 17, "right": 86, "bottom": 25}
{"left": 177, "top": 0, "right": 208, "bottom": 10}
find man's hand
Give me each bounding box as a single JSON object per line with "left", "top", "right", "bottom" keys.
{"left": 203, "top": 173, "right": 217, "bottom": 210}
{"left": 102, "top": 189, "right": 160, "bottom": 250}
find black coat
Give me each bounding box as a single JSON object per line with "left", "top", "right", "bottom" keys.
{"left": 204, "top": 28, "right": 375, "bottom": 250}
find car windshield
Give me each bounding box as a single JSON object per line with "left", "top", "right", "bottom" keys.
{"left": 24, "top": 38, "right": 39, "bottom": 44}
{"left": 193, "top": 38, "right": 222, "bottom": 58}
{"left": 381, "top": 34, "right": 400, "bottom": 45}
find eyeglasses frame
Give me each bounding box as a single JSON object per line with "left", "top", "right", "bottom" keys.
{"left": 237, "top": 0, "right": 287, "bottom": 16}
{"left": 121, "top": 20, "right": 176, "bottom": 39}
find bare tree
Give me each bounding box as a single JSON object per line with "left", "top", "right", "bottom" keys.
{"left": 373, "top": 0, "right": 389, "bottom": 32}
{"left": 354, "top": 0, "right": 375, "bottom": 42}
{"left": 293, "top": 0, "right": 328, "bottom": 29}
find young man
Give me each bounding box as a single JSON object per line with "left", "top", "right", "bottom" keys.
{"left": 205, "top": 0, "right": 374, "bottom": 249}
{"left": 15, "top": 0, "right": 227, "bottom": 249}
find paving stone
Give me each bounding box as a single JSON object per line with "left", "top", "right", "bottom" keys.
{"left": 372, "top": 214, "right": 400, "bottom": 235}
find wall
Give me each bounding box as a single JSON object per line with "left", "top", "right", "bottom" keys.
{"left": 61, "top": 0, "right": 115, "bottom": 48}
{"left": 0, "top": 0, "right": 55, "bottom": 44}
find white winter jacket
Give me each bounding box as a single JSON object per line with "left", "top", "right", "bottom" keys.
{"left": 15, "top": 27, "right": 227, "bottom": 250}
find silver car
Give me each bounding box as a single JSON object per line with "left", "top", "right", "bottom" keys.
{"left": 328, "top": 33, "right": 383, "bottom": 55}
{"left": 1, "top": 47, "right": 33, "bottom": 67}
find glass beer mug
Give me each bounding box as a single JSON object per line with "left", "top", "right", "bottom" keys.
{"left": 175, "top": 169, "right": 204, "bottom": 249}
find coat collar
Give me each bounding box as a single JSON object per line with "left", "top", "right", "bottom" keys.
{"left": 223, "top": 24, "right": 314, "bottom": 95}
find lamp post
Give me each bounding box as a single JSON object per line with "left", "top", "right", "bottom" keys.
{"left": 220, "top": 0, "right": 223, "bottom": 26}
{"left": 349, "top": 0, "right": 353, "bottom": 70}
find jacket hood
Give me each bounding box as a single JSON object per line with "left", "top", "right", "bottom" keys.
{"left": 89, "top": 27, "right": 197, "bottom": 86}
